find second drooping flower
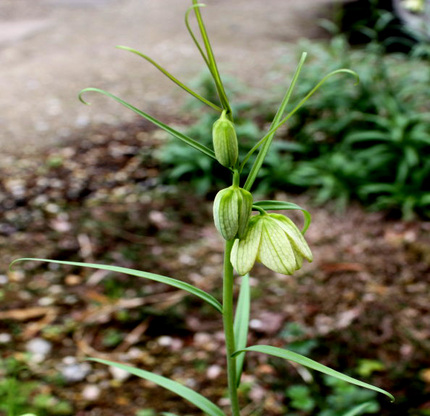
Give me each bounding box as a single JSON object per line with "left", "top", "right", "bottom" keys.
{"left": 230, "top": 213, "right": 313, "bottom": 276}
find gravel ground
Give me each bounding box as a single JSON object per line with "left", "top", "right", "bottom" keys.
{"left": 1, "top": 0, "right": 332, "bottom": 155}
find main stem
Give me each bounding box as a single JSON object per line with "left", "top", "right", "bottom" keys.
{"left": 223, "top": 239, "right": 241, "bottom": 416}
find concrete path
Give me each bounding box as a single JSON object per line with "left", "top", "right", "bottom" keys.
{"left": 0, "top": 0, "right": 331, "bottom": 155}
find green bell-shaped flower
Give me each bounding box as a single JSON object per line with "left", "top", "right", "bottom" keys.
{"left": 213, "top": 185, "right": 253, "bottom": 241}
{"left": 212, "top": 110, "right": 238, "bottom": 168}
{"left": 230, "top": 213, "right": 313, "bottom": 275}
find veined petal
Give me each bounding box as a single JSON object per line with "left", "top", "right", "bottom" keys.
{"left": 237, "top": 188, "right": 253, "bottom": 239}
{"left": 258, "top": 217, "right": 297, "bottom": 275}
{"left": 295, "top": 252, "right": 303, "bottom": 270}
{"left": 270, "top": 214, "right": 313, "bottom": 262}
{"left": 231, "top": 216, "right": 262, "bottom": 275}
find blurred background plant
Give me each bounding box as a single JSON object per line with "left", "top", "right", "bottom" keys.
{"left": 285, "top": 376, "right": 379, "bottom": 416}
{"left": 0, "top": 357, "right": 72, "bottom": 416}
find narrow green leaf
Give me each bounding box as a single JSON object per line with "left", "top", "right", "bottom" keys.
{"left": 233, "top": 273, "right": 250, "bottom": 386}
{"left": 89, "top": 358, "right": 226, "bottom": 416}
{"left": 242, "top": 52, "right": 307, "bottom": 187}
{"left": 116, "top": 46, "right": 222, "bottom": 112}
{"left": 191, "top": 0, "right": 231, "bottom": 115}
{"left": 161, "top": 413, "right": 180, "bottom": 416}
{"left": 79, "top": 88, "right": 217, "bottom": 161}
{"left": 345, "top": 131, "right": 391, "bottom": 143}
{"left": 253, "top": 201, "right": 311, "bottom": 234}
{"left": 185, "top": 4, "right": 211, "bottom": 68}
{"left": 272, "top": 70, "right": 359, "bottom": 135}
{"left": 341, "top": 402, "right": 373, "bottom": 416}
{"left": 243, "top": 68, "right": 359, "bottom": 191}
{"left": 233, "top": 345, "right": 394, "bottom": 402}
{"left": 10, "top": 258, "right": 222, "bottom": 313}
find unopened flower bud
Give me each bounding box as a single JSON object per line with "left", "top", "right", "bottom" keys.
{"left": 212, "top": 111, "right": 238, "bottom": 168}
{"left": 231, "top": 213, "right": 313, "bottom": 275}
{"left": 213, "top": 186, "right": 253, "bottom": 241}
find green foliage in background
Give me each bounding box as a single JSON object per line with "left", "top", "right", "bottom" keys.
{"left": 286, "top": 376, "right": 379, "bottom": 416}
{"left": 0, "top": 357, "right": 72, "bottom": 416}
{"left": 279, "top": 324, "right": 381, "bottom": 416}
{"left": 159, "top": 34, "right": 430, "bottom": 219}
{"left": 287, "top": 34, "right": 430, "bottom": 219}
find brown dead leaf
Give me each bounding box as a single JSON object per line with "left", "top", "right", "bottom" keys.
{"left": 0, "top": 306, "right": 58, "bottom": 321}
{"left": 320, "top": 262, "right": 366, "bottom": 273}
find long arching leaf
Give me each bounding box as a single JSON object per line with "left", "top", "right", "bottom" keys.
{"left": 253, "top": 201, "right": 311, "bottom": 234}
{"left": 89, "top": 358, "right": 226, "bottom": 416}
{"left": 243, "top": 68, "right": 359, "bottom": 191}
{"left": 116, "top": 46, "right": 222, "bottom": 112}
{"left": 242, "top": 52, "right": 307, "bottom": 187}
{"left": 190, "top": 0, "right": 231, "bottom": 114}
{"left": 233, "top": 273, "right": 250, "bottom": 386}
{"left": 233, "top": 345, "right": 394, "bottom": 402}
{"left": 185, "top": 4, "right": 210, "bottom": 67}
{"left": 10, "top": 258, "right": 222, "bottom": 313}
{"left": 79, "top": 88, "right": 217, "bottom": 160}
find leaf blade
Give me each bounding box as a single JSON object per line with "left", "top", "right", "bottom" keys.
{"left": 116, "top": 46, "right": 222, "bottom": 112}
{"left": 242, "top": 52, "right": 307, "bottom": 188}
{"left": 79, "top": 88, "right": 217, "bottom": 161}
{"left": 10, "top": 258, "right": 222, "bottom": 313}
{"left": 341, "top": 402, "right": 374, "bottom": 416}
{"left": 233, "top": 273, "right": 250, "bottom": 386}
{"left": 233, "top": 345, "right": 394, "bottom": 402}
{"left": 89, "top": 358, "right": 226, "bottom": 416}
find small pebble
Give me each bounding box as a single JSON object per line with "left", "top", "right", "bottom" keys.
{"left": 82, "top": 384, "right": 101, "bottom": 401}
{"left": 249, "top": 319, "right": 263, "bottom": 330}
{"left": 158, "top": 336, "right": 172, "bottom": 347}
{"left": 26, "top": 338, "right": 52, "bottom": 357}
{"left": 60, "top": 358, "right": 91, "bottom": 383}
{"left": 65, "top": 274, "right": 81, "bottom": 285}
{"left": 0, "top": 333, "right": 12, "bottom": 344}
{"left": 109, "top": 366, "right": 131, "bottom": 382}
{"left": 38, "top": 296, "right": 55, "bottom": 306}
{"left": 207, "top": 364, "right": 222, "bottom": 380}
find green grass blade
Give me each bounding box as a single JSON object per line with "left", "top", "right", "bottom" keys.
{"left": 341, "top": 402, "right": 373, "bottom": 416}
{"left": 185, "top": 4, "right": 211, "bottom": 68}
{"left": 116, "top": 46, "right": 222, "bottom": 112}
{"left": 233, "top": 273, "right": 250, "bottom": 386}
{"left": 233, "top": 345, "right": 394, "bottom": 402}
{"left": 79, "top": 88, "right": 217, "bottom": 160}
{"left": 191, "top": 0, "right": 231, "bottom": 115}
{"left": 269, "top": 69, "right": 359, "bottom": 138}
{"left": 242, "top": 68, "right": 359, "bottom": 190}
{"left": 10, "top": 258, "right": 222, "bottom": 313}
{"left": 89, "top": 358, "right": 226, "bottom": 416}
{"left": 253, "top": 201, "right": 311, "bottom": 234}
{"left": 242, "top": 52, "right": 307, "bottom": 189}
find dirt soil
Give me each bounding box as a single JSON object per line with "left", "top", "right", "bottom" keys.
{"left": 1, "top": 0, "right": 332, "bottom": 155}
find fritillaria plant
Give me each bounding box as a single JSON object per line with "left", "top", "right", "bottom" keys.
{"left": 12, "top": 1, "right": 393, "bottom": 415}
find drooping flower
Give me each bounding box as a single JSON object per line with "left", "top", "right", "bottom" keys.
{"left": 213, "top": 186, "right": 253, "bottom": 240}
{"left": 230, "top": 213, "right": 313, "bottom": 275}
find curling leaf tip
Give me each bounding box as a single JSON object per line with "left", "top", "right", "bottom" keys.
{"left": 78, "top": 88, "right": 93, "bottom": 105}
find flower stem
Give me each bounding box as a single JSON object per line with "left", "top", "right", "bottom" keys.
{"left": 223, "top": 239, "right": 241, "bottom": 416}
